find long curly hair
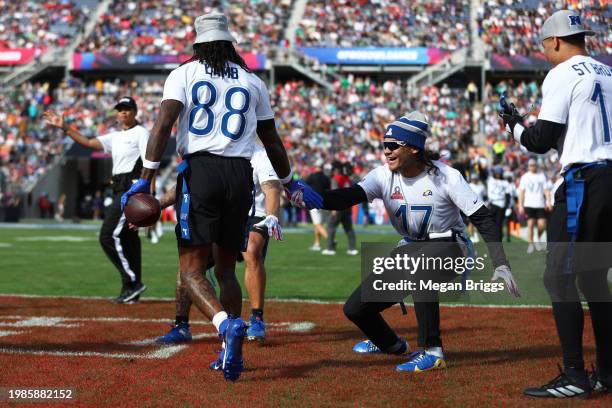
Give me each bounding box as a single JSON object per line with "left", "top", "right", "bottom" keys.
{"left": 181, "top": 41, "right": 251, "bottom": 77}
{"left": 416, "top": 149, "right": 440, "bottom": 176}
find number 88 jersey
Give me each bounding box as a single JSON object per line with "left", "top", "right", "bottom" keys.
{"left": 162, "top": 60, "right": 275, "bottom": 158}
{"left": 358, "top": 162, "right": 484, "bottom": 240}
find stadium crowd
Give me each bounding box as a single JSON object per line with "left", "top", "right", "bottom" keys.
{"left": 478, "top": 0, "right": 611, "bottom": 56}
{"left": 297, "top": 0, "right": 470, "bottom": 50}
{"left": 1, "top": 73, "right": 559, "bottom": 223}
{"left": 0, "top": 0, "right": 90, "bottom": 50}
{"left": 78, "top": 0, "right": 293, "bottom": 57}
{"left": 0, "top": 78, "right": 165, "bottom": 200}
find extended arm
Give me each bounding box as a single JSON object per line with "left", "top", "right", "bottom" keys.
{"left": 141, "top": 99, "right": 183, "bottom": 181}
{"left": 43, "top": 111, "right": 103, "bottom": 151}
{"left": 468, "top": 205, "right": 509, "bottom": 268}
{"left": 256, "top": 119, "right": 291, "bottom": 181}
{"left": 513, "top": 120, "right": 566, "bottom": 154}
{"left": 321, "top": 185, "right": 368, "bottom": 210}
{"left": 261, "top": 180, "right": 282, "bottom": 216}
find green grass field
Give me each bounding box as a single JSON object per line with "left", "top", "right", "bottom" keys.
{"left": 0, "top": 223, "right": 566, "bottom": 305}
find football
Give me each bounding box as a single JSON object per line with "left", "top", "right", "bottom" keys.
{"left": 124, "top": 193, "right": 161, "bottom": 227}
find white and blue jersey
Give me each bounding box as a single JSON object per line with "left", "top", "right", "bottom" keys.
{"left": 358, "top": 162, "right": 483, "bottom": 241}
{"left": 162, "top": 61, "right": 274, "bottom": 159}
{"left": 538, "top": 55, "right": 612, "bottom": 172}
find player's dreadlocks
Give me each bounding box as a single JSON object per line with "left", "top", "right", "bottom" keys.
{"left": 416, "top": 149, "right": 440, "bottom": 176}
{"left": 182, "top": 41, "right": 251, "bottom": 77}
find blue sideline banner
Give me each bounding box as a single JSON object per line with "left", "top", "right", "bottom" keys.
{"left": 299, "top": 47, "right": 449, "bottom": 65}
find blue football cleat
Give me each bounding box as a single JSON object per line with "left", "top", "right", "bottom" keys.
{"left": 209, "top": 347, "right": 224, "bottom": 371}
{"left": 396, "top": 350, "right": 446, "bottom": 373}
{"left": 353, "top": 339, "right": 409, "bottom": 354}
{"left": 247, "top": 315, "right": 266, "bottom": 341}
{"left": 353, "top": 339, "right": 383, "bottom": 354}
{"left": 155, "top": 323, "right": 192, "bottom": 344}
{"left": 221, "top": 317, "right": 247, "bottom": 381}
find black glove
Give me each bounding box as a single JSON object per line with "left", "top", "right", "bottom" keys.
{"left": 498, "top": 94, "right": 524, "bottom": 135}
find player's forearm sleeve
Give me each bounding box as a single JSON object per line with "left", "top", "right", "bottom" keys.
{"left": 322, "top": 185, "right": 368, "bottom": 210}
{"left": 468, "top": 205, "right": 509, "bottom": 268}
{"left": 516, "top": 119, "right": 566, "bottom": 154}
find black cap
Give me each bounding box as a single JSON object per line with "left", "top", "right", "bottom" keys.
{"left": 114, "top": 96, "right": 137, "bottom": 111}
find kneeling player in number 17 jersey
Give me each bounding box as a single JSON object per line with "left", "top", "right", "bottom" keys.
{"left": 318, "top": 111, "right": 520, "bottom": 372}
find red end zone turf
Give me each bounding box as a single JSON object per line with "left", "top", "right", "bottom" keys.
{"left": 0, "top": 296, "right": 609, "bottom": 407}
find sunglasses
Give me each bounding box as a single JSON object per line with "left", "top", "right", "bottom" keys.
{"left": 383, "top": 141, "right": 406, "bottom": 151}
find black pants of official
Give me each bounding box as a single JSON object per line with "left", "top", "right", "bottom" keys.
{"left": 99, "top": 192, "right": 141, "bottom": 288}
{"left": 343, "top": 240, "right": 462, "bottom": 351}
{"left": 326, "top": 208, "right": 356, "bottom": 251}
{"left": 543, "top": 166, "right": 612, "bottom": 375}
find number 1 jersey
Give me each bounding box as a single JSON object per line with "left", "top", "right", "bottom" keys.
{"left": 162, "top": 60, "right": 275, "bottom": 158}
{"left": 538, "top": 55, "right": 612, "bottom": 172}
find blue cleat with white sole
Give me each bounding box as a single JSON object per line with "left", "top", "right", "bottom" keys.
{"left": 396, "top": 350, "right": 446, "bottom": 373}
{"left": 353, "top": 339, "right": 409, "bottom": 354}
{"left": 155, "top": 323, "right": 192, "bottom": 344}
{"left": 220, "top": 317, "right": 247, "bottom": 381}
{"left": 247, "top": 315, "right": 266, "bottom": 341}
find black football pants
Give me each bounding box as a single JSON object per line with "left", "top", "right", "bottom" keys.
{"left": 543, "top": 166, "right": 612, "bottom": 375}
{"left": 343, "top": 240, "right": 462, "bottom": 350}
{"left": 99, "top": 192, "right": 142, "bottom": 288}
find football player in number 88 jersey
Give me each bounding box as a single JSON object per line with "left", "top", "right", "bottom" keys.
{"left": 121, "top": 12, "right": 321, "bottom": 382}
{"left": 500, "top": 10, "right": 612, "bottom": 399}
{"left": 317, "top": 111, "right": 519, "bottom": 373}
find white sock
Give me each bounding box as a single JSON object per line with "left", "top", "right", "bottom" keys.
{"left": 212, "top": 311, "right": 228, "bottom": 333}
{"left": 426, "top": 346, "right": 443, "bottom": 357}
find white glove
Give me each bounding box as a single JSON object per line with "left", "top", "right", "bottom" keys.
{"left": 491, "top": 265, "right": 520, "bottom": 297}
{"left": 254, "top": 215, "right": 283, "bottom": 241}
{"left": 504, "top": 208, "right": 512, "bottom": 217}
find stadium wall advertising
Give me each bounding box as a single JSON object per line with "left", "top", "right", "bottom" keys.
{"left": 72, "top": 52, "right": 266, "bottom": 71}
{"left": 299, "top": 47, "right": 449, "bottom": 65}
{"left": 0, "top": 48, "right": 44, "bottom": 65}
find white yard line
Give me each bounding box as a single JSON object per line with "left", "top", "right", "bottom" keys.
{"left": 0, "top": 345, "right": 186, "bottom": 360}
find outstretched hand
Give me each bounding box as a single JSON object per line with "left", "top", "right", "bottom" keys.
{"left": 43, "top": 111, "right": 64, "bottom": 129}
{"left": 284, "top": 180, "right": 323, "bottom": 210}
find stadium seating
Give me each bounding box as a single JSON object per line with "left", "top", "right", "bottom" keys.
{"left": 297, "top": 0, "right": 470, "bottom": 49}
{"left": 77, "top": 0, "right": 294, "bottom": 57}
{"left": 478, "top": 0, "right": 611, "bottom": 56}
{"left": 0, "top": 0, "right": 91, "bottom": 49}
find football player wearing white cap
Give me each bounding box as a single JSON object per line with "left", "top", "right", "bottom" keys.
{"left": 121, "top": 12, "right": 322, "bottom": 382}
{"left": 499, "top": 9, "right": 612, "bottom": 398}
{"left": 43, "top": 97, "right": 149, "bottom": 304}
{"left": 317, "top": 111, "right": 519, "bottom": 373}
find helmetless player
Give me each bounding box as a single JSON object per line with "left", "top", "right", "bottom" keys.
{"left": 121, "top": 12, "right": 321, "bottom": 381}
{"left": 318, "top": 111, "right": 519, "bottom": 373}
{"left": 500, "top": 10, "right": 612, "bottom": 399}
{"left": 518, "top": 159, "right": 551, "bottom": 253}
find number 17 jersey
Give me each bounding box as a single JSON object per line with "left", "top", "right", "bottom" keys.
{"left": 162, "top": 60, "right": 275, "bottom": 158}
{"left": 358, "top": 162, "right": 483, "bottom": 240}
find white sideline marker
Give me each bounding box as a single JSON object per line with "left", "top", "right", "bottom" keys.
{"left": 0, "top": 315, "right": 316, "bottom": 360}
